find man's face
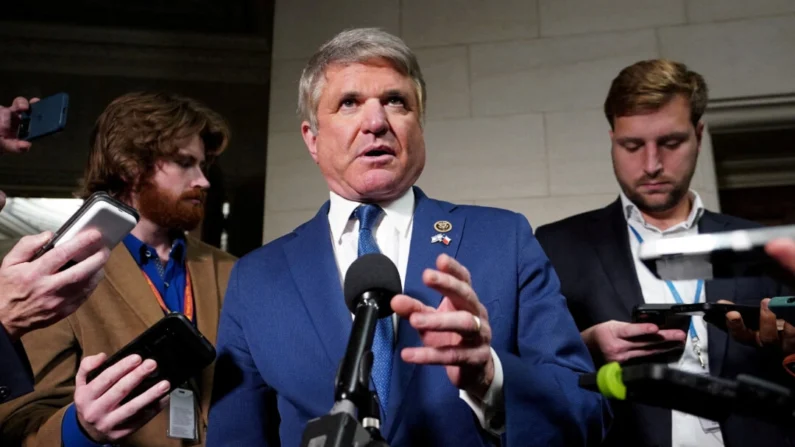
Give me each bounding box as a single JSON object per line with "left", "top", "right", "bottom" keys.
{"left": 134, "top": 134, "right": 210, "bottom": 231}
{"left": 610, "top": 95, "right": 703, "bottom": 214}
{"left": 301, "top": 58, "right": 426, "bottom": 203}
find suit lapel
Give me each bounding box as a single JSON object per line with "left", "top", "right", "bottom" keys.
{"left": 591, "top": 199, "right": 645, "bottom": 319}
{"left": 700, "top": 212, "right": 733, "bottom": 376}
{"left": 185, "top": 238, "right": 221, "bottom": 427}
{"left": 283, "top": 203, "right": 351, "bottom": 370}
{"left": 384, "top": 188, "right": 464, "bottom": 439}
{"left": 103, "top": 245, "right": 164, "bottom": 328}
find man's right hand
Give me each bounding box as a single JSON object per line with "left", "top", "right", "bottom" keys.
{"left": 74, "top": 353, "right": 170, "bottom": 443}
{"left": 581, "top": 320, "right": 687, "bottom": 363}
{"left": 0, "top": 229, "right": 110, "bottom": 340}
{"left": 0, "top": 97, "right": 39, "bottom": 154}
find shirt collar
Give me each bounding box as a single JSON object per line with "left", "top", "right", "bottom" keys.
{"left": 620, "top": 189, "right": 705, "bottom": 232}
{"left": 122, "top": 233, "right": 187, "bottom": 266}
{"left": 327, "top": 188, "right": 416, "bottom": 244}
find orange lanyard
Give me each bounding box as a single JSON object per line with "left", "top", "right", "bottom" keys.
{"left": 142, "top": 267, "right": 194, "bottom": 322}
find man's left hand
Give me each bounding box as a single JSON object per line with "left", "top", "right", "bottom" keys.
{"left": 392, "top": 253, "right": 494, "bottom": 400}
{"left": 721, "top": 298, "right": 795, "bottom": 355}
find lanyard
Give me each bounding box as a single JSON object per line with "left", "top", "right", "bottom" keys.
{"left": 629, "top": 225, "right": 703, "bottom": 342}
{"left": 142, "top": 267, "right": 194, "bottom": 322}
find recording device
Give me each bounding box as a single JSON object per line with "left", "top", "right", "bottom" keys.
{"left": 580, "top": 362, "right": 795, "bottom": 427}
{"left": 86, "top": 312, "right": 216, "bottom": 405}
{"left": 300, "top": 253, "right": 401, "bottom": 447}
{"left": 16, "top": 92, "right": 69, "bottom": 141}
{"left": 633, "top": 302, "right": 761, "bottom": 331}
{"left": 638, "top": 225, "right": 795, "bottom": 281}
{"left": 32, "top": 191, "right": 139, "bottom": 263}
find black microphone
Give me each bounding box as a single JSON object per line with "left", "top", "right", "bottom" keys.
{"left": 300, "top": 254, "right": 400, "bottom": 447}
{"left": 335, "top": 253, "right": 402, "bottom": 405}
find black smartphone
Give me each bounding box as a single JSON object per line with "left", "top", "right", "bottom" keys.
{"left": 17, "top": 92, "right": 69, "bottom": 141}
{"left": 631, "top": 304, "right": 691, "bottom": 332}
{"left": 32, "top": 191, "right": 139, "bottom": 262}
{"left": 633, "top": 302, "right": 760, "bottom": 332}
{"left": 86, "top": 313, "right": 216, "bottom": 404}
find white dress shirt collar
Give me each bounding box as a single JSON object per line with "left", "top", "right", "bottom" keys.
{"left": 327, "top": 189, "right": 416, "bottom": 243}
{"left": 620, "top": 189, "right": 706, "bottom": 233}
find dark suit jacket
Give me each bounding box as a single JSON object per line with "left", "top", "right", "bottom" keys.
{"left": 0, "top": 328, "right": 33, "bottom": 404}
{"left": 208, "top": 187, "right": 610, "bottom": 447}
{"left": 535, "top": 198, "right": 795, "bottom": 447}
{"left": 0, "top": 236, "right": 236, "bottom": 446}
{"left": 0, "top": 237, "right": 33, "bottom": 404}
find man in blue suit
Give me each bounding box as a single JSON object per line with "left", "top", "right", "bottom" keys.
{"left": 207, "top": 28, "right": 609, "bottom": 446}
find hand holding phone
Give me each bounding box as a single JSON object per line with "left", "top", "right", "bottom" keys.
{"left": 634, "top": 302, "right": 761, "bottom": 332}
{"left": 0, "top": 96, "right": 39, "bottom": 153}
{"left": 74, "top": 353, "right": 170, "bottom": 444}
{"left": 724, "top": 298, "right": 795, "bottom": 356}
{"left": 16, "top": 92, "right": 68, "bottom": 142}
{"left": 78, "top": 313, "right": 215, "bottom": 443}
{"left": 0, "top": 229, "right": 109, "bottom": 341}
{"left": 85, "top": 313, "right": 216, "bottom": 402}
{"left": 581, "top": 320, "right": 687, "bottom": 364}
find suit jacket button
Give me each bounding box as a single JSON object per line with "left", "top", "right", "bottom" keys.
{"left": 0, "top": 386, "right": 10, "bottom": 400}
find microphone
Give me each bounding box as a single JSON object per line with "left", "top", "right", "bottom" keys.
{"left": 580, "top": 362, "right": 795, "bottom": 427}
{"left": 336, "top": 253, "right": 402, "bottom": 405}
{"left": 300, "top": 253, "right": 400, "bottom": 447}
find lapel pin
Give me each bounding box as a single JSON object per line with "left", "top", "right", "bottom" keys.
{"left": 434, "top": 220, "right": 452, "bottom": 233}
{"left": 431, "top": 233, "right": 452, "bottom": 246}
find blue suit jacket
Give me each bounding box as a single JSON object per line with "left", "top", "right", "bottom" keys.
{"left": 208, "top": 188, "right": 609, "bottom": 446}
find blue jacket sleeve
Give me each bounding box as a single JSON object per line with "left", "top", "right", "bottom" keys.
{"left": 61, "top": 404, "right": 105, "bottom": 447}
{"left": 207, "top": 264, "right": 278, "bottom": 446}
{"left": 500, "top": 214, "right": 612, "bottom": 446}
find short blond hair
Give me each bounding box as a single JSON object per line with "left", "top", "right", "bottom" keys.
{"left": 604, "top": 59, "right": 708, "bottom": 129}
{"left": 298, "top": 28, "right": 426, "bottom": 132}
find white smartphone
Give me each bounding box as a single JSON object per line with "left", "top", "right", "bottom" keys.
{"left": 638, "top": 225, "right": 795, "bottom": 281}
{"left": 32, "top": 191, "right": 139, "bottom": 262}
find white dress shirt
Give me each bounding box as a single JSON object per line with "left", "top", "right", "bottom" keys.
{"left": 327, "top": 188, "right": 504, "bottom": 434}
{"left": 621, "top": 191, "right": 724, "bottom": 447}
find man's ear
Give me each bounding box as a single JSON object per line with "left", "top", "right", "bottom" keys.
{"left": 301, "top": 121, "right": 319, "bottom": 164}
{"left": 695, "top": 121, "right": 705, "bottom": 152}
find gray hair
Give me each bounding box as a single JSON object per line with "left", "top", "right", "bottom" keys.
{"left": 298, "top": 28, "right": 427, "bottom": 132}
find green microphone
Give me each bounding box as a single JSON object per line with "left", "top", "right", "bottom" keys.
{"left": 595, "top": 362, "right": 627, "bottom": 400}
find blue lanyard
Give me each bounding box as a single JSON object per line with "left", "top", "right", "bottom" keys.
{"left": 629, "top": 225, "right": 703, "bottom": 342}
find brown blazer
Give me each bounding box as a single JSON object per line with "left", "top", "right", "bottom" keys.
{"left": 0, "top": 236, "right": 236, "bottom": 446}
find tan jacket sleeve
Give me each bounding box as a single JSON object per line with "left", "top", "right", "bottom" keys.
{"left": 0, "top": 315, "right": 80, "bottom": 446}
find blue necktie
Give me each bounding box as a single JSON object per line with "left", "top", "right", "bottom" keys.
{"left": 354, "top": 204, "right": 394, "bottom": 417}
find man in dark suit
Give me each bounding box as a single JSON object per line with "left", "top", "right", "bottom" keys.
{"left": 207, "top": 28, "right": 610, "bottom": 447}
{"left": 535, "top": 60, "right": 795, "bottom": 447}
{"left": 0, "top": 97, "right": 109, "bottom": 405}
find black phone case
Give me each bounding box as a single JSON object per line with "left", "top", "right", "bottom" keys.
{"left": 633, "top": 302, "right": 760, "bottom": 332}
{"left": 32, "top": 191, "right": 139, "bottom": 261}
{"left": 86, "top": 313, "right": 216, "bottom": 404}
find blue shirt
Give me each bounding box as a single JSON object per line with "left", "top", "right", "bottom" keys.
{"left": 61, "top": 234, "right": 190, "bottom": 446}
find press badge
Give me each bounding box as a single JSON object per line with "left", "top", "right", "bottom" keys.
{"left": 167, "top": 388, "right": 197, "bottom": 440}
